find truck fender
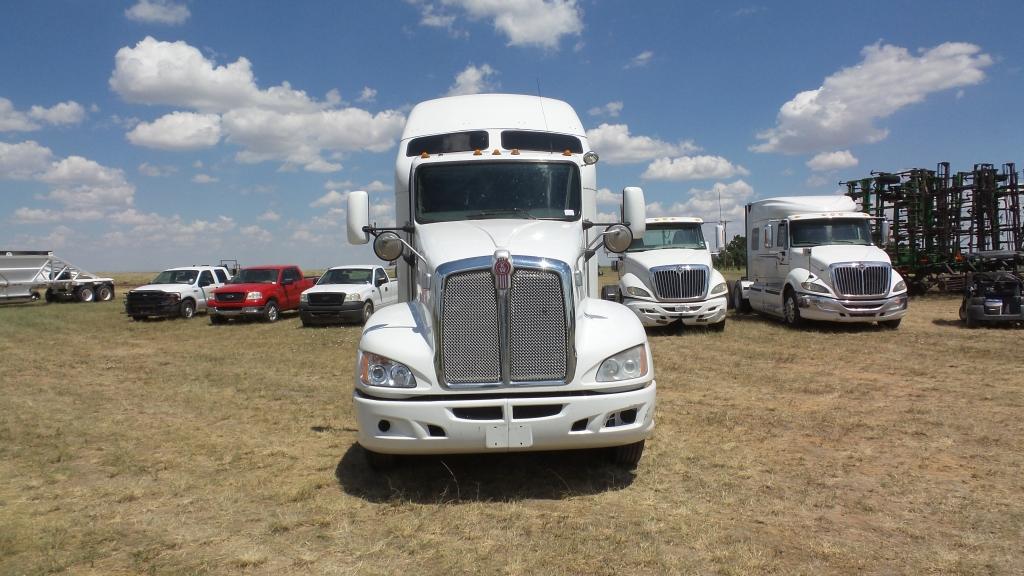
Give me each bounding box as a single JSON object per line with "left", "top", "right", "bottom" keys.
{"left": 619, "top": 272, "right": 649, "bottom": 295}
{"left": 784, "top": 267, "right": 815, "bottom": 301}
{"left": 358, "top": 302, "right": 437, "bottom": 393}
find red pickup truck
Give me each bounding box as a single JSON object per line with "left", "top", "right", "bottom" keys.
{"left": 208, "top": 265, "right": 316, "bottom": 324}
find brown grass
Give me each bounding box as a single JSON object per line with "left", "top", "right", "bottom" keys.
{"left": 1, "top": 275, "right": 1021, "bottom": 575}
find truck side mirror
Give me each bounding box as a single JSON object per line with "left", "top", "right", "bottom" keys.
{"left": 347, "top": 191, "right": 370, "bottom": 245}
{"left": 880, "top": 220, "right": 891, "bottom": 247}
{"left": 603, "top": 224, "right": 633, "bottom": 253}
{"left": 622, "top": 186, "right": 646, "bottom": 239}
{"left": 373, "top": 231, "right": 404, "bottom": 261}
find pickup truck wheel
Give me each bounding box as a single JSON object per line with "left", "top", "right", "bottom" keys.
{"left": 180, "top": 299, "right": 196, "bottom": 319}
{"left": 361, "top": 301, "right": 374, "bottom": 325}
{"left": 880, "top": 318, "right": 901, "bottom": 329}
{"left": 45, "top": 289, "right": 56, "bottom": 303}
{"left": 96, "top": 284, "right": 114, "bottom": 302}
{"left": 709, "top": 320, "right": 726, "bottom": 332}
{"left": 783, "top": 289, "right": 803, "bottom": 327}
{"left": 363, "top": 447, "right": 397, "bottom": 470}
{"left": 263, "top": 300, "right": 279, "bottom": 323}
{"left": 732, "top": 280, "right": 751, "bottom": 313}
{"left": 76, "top": 285, "right": 95, "bottom": 303}
{"left": 610, "top": 440, "right": 645, "bottom": 469}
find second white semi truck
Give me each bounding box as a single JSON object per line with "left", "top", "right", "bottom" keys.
{"left": 346, "top": 94, "right": 656, "bottom": 469}
{"left": 604, "top": 217, "right": 729, "bottom": 331}
{"left": 733, "top": 196, "right": 909, "bottom": 328}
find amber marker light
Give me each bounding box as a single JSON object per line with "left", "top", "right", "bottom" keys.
{"left": 492, "top": 148, "right": 501, "bottom": 155}
{"left": 420, "top": 151, "right": 429, "bottom": 158}
{"left": 562, "top": 149, "right": 572, "bottom": 156}
{"left": 473, "top": 149, "right": 482, "bottom": 156}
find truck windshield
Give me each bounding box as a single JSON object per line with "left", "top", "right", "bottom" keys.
{"left": 628, "top": 224, "right": 706, "bottom": 251}
{"left": 415, "top": 161, "right": 581, "bottom": 223}
{"left": 152, "top": 270, "right": 198, "bottom": 284}
{"left": 790, "top": 218, "right": 872, "bottom": 247}
{"left": 229, "top": 269, "right": 278, "bottom": 283}
{"left": 318, "top": 268, "right": 372, "bottom": 285}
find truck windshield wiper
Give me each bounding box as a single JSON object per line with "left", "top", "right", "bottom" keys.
{"left": 466, "top": 208, "right": 537, "bottom": 220}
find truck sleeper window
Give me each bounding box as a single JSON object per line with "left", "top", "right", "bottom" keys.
{"left": 319, "top": 269, "right": 372, "bottom": 285}
{"left": 628, "top": 225, "right": 705, "bottom": 251}
{"left": 790, "top": 219, "right": 871, "bottom": 247}
{"left": 415, "top": 161, "right": 581, "bottom": 223}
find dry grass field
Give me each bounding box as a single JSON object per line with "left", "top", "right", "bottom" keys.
{"left": 2, "top": 272, "right": 1022, "bottom": 575}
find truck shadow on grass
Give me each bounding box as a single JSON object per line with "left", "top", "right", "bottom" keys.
{"left": 334, "top": 443, "right": 636, "bottom": 503}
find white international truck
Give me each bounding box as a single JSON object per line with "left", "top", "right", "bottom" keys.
{"left": 299, "top": 265, "right": 398, "bottom": 326}
{"left": 605, "top": 217, "right": 729, "bottom": 331}
{"left": 345, "top": 93, "right": 655, "bottom": 469}
{"left": 733, "top": 196, "right": 909, "bottom": 327}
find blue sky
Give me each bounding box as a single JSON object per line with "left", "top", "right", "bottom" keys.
{"left": 2, "top": 0, "right": 1022, "bottom": 271}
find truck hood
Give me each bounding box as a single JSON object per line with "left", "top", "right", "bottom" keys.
{"left": 213, "top": 282, "right": 276, "bottom": 293}
{"left": 303, "top": 283, "right": 372, "bottom": 295}
{"left": 806, "top": 245, "right": 891, "bottom": 271}
{"left": 416, "top": 219, "right": 583, "bottom": 269}
{"left": 624, "top": 248, "right": 712, "bottom": 269}
{"left": 131, "top": 283, "right": 194, "bottom": 293}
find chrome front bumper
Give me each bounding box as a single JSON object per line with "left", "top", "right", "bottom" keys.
{"left": 624, "top": 296, "right": 727, "bottom": 326}
{"left": 797, "top": 293, "right": 908, "bottom": 322}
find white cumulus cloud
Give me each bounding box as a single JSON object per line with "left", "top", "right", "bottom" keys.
{"left": 192, "top": 173, "right": 219, "bottom": 184}
{"left": 138, "top": 162, "right": 177, "bottom": 177}
{"left": 434, "top": 0, "right": 583, "bottom": 50}
{"left": 240, "top": 225, "right": 273, "bottom": 243}
{"left": 127, "top": 111, "right": 222, "bottom": 150}
{"left": 446, "top": 64, "right": 499, "bottom": 96}
{"left": 642, "top": 155, "right": 749, "bottom": 181}
{"left": 654, "top": 180, "right": 755, "bottom": 223}
{"left": 310, "top": 190, "right": 348, "bottom": 208}
{"left": 0, "top": 140, "right": 54, "bottom": 179}
{"left": 806, "top": 150, "right": 858, "bottom": 172}
{"left": 125, "top": 0, "right": 191, "bottom": 25}
{"left": 586, "top": 123, "right": 700, "bottom": 165}
{"left": 1, "top": 98, "right": 86, "bottom": 131}
{"left": 753, "top": 41, "right": 993, "bottom": 154}
{"left": 587, "top": 101, "right": 623, "bottom": 118}
{"left": 257, "top": 210, "right": 280, "bottom": 222}
{"left": 625, "top": 50, "right": 653, "bottom": 69}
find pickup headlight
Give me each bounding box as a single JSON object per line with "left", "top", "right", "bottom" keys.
{"left": 709, "top": 282, "right": 727, "bottom": 296}
{"left": 299, "top": 292, "right": 308, "bottom": 303}
{"left": 893, "top": 280, "right": 906, "bottom": 293}
{"left": 245, "top": 291, "right": 262, "bottom": 301}
{"left": 800, "top": 280, "right": 830, "bottom": 294}
{"left": 346, "top": 292, "right": 363, "bottom": 302}
{"left": 597, "top": 344, "right": 649, "bottom": 382}
{"left": 359, "top": 352, "right": 416, "bottom": 388}
{"left": 624, "top": 286, "right": 651, "bottom": 298}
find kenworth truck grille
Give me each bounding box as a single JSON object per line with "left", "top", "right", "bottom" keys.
{"left": 831, "top": 264, "right": 890, "bottom": 297}
{"left": 440, "top": 266, "right": 568, "bottom": 386}
{"left": 651, "top": 265, "right": 708, "bottom": 300}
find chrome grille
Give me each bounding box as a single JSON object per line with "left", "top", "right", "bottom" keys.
{"left": 832, "top": 264, "right": 890, "bottom": 297}
{"left": 651, "top": 265, "right": 708, "bottom": 300}
{"left": 508, "top": 269, "right": 567, "bottom": 382}
{"left": 441, "top": 270, "right": 501, "bottom": 384}
{"left": 308, "top": 292, "right": 344, "bottom": 305}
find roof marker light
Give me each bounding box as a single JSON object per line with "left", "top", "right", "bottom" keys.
{"left": 562, "top": 149, "right": 573, "bottom": 156}
{"left": 511, "top": 148, "right": 520, "bottom": 155}
{"left": 473, "top": 149, "right": 482, "bottom": 156}
{"left": 492, "top": 148, "right": 501, "bottom": 155}
{"left": 420, "top": 151, "right": 429, "bottom": 159}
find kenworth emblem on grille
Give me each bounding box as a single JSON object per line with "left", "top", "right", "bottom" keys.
{"left": 492, "top": 249, "right": 512, "bottom": 291}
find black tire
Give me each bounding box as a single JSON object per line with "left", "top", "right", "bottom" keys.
{"left": 958, "top": 302, "right": 967, "bottom": 321}
{"left": 96, "top": 284, "right": 114, "bottom": 302}
{"left": 180, "top": 299, "right": 196, "bottom": 319}
{"left": 360, "top": 301, "right": 374, "bottom": 325}
{"left": 965, "top": 315, "right": 978, "bottom": 329}
{"left": 45, "top": 289, "right": 56, "bottom": 303}
{"left": 132, "top": 315, "right": 145, "bottom": 322}
{"left": 30, "top": 291, "right": 40, "bottom": 301}
{"left": 76, "top": 285, "right": 95, "bottom": 303}
{"left": 709, "top": 320, "right": 726, "bottom": 332}
{"left": 600, "top": 284, "right": 621, "bottom": 303}
{"left": 783, "top": 288, "right": 803, "bottom": 327}
{"left": 210, "top": 315, "right": 228, "bottom": 325}
{"left": 880, "top": 318, "right": 901, "bottom": 329}
{"left": 732, "top": 280, "right": 751, "bottom": 313}
{"left": 363, "top": 447, "right": 397, "bottom": 470}
{"left": 263, "top": 300, "right": 279, "bottom": 323}
{"left": 610, "top": 440, "right": 645, "bottom": 469}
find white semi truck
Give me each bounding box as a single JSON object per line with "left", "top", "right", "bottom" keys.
{"left": 605, "top": 217, "right": 729, "bottom": 331}
{"left": 346, "top": 94, "right": 656, "bottom": 469}
{"left": 733, "top": 196, "right": 909, "bottom": 327}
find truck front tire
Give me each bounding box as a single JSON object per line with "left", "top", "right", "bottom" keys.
{"left": 610, "top": 440, "right": 645, "bottom": 469}
{"left": 263, "top": 300, "right": 279, "bottom": 323}
{"left": 361, "top": 301, "right": 374, "bottom": 325}
{"left": 783, "top": 289, "right": 803, "bottom": 327}
{"left": 732, "top": 280, "right": 751, "bottom": 313}
{"left": 180, "top": 299, "right": 196, "bottom": 319}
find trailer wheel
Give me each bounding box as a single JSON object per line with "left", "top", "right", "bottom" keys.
{"left": 783, "top": 288, "right": 803, "bottom": 327}
{"left": 95, "top": 284, "right": 113, "bottom": 302}
{"left": 76, "top": 285, "right": 95, "bottom": 303}
{"left": 30, "top": 291, "right": 40, "bottom": 301}
{"left": 45, "top": 289, "right": 56, "bottom": 303}
{"left": 609, "top": 440, "right": 645, "bottom": 469}
{"left": 732, "top": 280, "right": 751, "bottom": 313}
{"left": 262, "top": 300, "right": 279, "bottom": 323}
{"left": 180, "top": 299, "right": 196, "bottom": 319}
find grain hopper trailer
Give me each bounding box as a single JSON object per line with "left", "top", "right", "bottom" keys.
{"left": 0, "top": 250, "right": 115, "bottom": 303}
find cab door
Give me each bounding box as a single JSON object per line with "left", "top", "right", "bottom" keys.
{"left": 196, "top": 270, "right": 216, "bottom": 311}
{"left": 375, "top": 268, "right": 396, "bottom": 306}
{"left": 281, "top": 267, "right": 301, "bottom": 308}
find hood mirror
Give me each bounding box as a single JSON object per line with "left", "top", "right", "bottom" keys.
{"left": 373, "top": 232, "right": 404, "bottom": 261}
{"left": 603, "top": 224, "right": 633, "bottom": 253}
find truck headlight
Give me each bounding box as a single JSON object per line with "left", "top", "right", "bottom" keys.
{"left": 346, "top": 292, "right": 363, "bottom": 302}
{"left": 709, "top": 282, "right": 727, "bottom": 296}
{"left": 359, "top": 352, "right": 416, "bottom": 388}
{"left": 624, "top": 286, "right": 651, "bottom": 298}
{"left": 299, "top": 292, "right": 308, "bottom": 303}
{"left": 597, "top": 344, "right": 648, "bottom": 382}
{"left": 800, "top": 280, "right": 830, "bottom": 294}
{"left": 245, "top": 291, "right": 262, "bottom": 301}
{"left": 893, "top": 280, "right": 906, "bottom": 293}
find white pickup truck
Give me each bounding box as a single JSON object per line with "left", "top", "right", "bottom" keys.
{"left": 299, "top": 265, "right": 397, "bottom": 326}
{"left": 124, "top": 265, "right": 232, "bottom": 320}
{"left": 606, "top": 217, "right": 729, "bottom": 331}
